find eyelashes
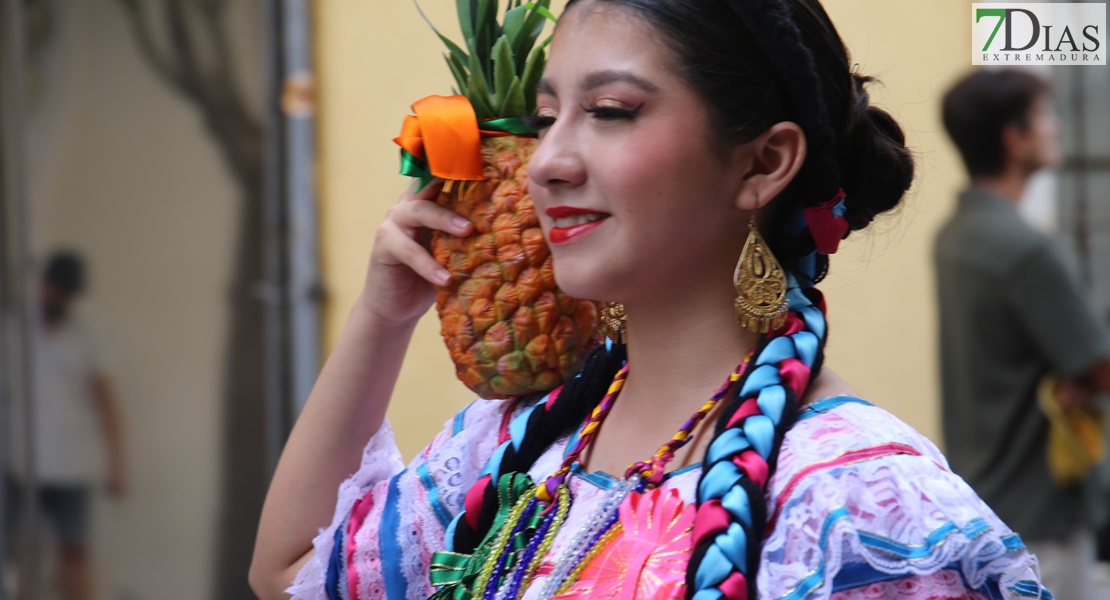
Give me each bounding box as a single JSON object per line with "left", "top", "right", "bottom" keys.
{"left": 522, "top": 114, "right": 557, "bottom": 131}
{"left": 523, "top": 102, "right": 645, "bottom": 132}
{"left": 583, "top": 103, "right": 645, "bottom": 121}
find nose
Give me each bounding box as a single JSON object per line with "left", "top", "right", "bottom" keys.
{"left": 527, "top": 121, "right": 587, "bottom": 193}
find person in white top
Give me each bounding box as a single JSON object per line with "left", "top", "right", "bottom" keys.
{"left": 5, "top": 251, "right": 126, "bottom": 600}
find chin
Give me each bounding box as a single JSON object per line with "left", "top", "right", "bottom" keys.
{"left": 553, "top": 272, "right": 605, "bottom": 302}
{"left": 551, "top": 259, "right": 617, "bottom": 303}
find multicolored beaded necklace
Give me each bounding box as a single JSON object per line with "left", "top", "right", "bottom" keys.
{"left": 430, "top": 352, "right": 754, "bottom": 600}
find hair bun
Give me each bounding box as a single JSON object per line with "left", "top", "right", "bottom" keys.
{"left": 838, "top": 74, "right": 915, "bottom": 232}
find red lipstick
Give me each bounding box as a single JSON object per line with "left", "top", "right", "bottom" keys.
{"left": 546, "top": 206, "right": 609, "bottom": 245}
{"left": 545, "top": 206, "right": 607, "bottom": 218}
{"left": 549, "top": 220, "right": 606, "bottom": 244}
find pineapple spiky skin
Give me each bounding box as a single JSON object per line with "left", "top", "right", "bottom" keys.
{"left": 433, "top": 136, "right": 603, "bottom": 399}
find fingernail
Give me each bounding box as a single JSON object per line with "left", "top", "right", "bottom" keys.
{"left": 437, "top": 269, "right": 452, "bottom": 284}
{"left": 453, "top": 217, "right": 471, "bottom": 230}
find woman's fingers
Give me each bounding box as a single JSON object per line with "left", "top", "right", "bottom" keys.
{"left": 409, "top": 178, "right": 446, "bottom": 201}
{"left": 371, "top": 177, "right": 470, "bottom": 287}
{"left": 378, "top": 222, "right": 452, "bottom": 285}
{"left": 389, "top": 196, "right": 472, "bottom": 237}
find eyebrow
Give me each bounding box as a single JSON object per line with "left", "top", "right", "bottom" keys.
{"left": 536, "top": 70, "right": 660, "bottom": 97}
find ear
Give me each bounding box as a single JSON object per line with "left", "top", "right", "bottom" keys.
{"left": 732, "top": 122, "right": 807, "bottom": 212}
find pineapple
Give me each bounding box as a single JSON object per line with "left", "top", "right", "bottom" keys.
{"left": 415, "top": 0, "right": 602, "bottom": 399}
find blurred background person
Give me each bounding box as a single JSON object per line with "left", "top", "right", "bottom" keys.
{"left": 936, "top": 68, "right": 1110, "bottom": 599}
{"left": 5, "top": 251, "right": 126, "bottom": 600}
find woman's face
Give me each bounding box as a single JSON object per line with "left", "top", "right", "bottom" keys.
{"left": 527, "top": 4, "right": 752, "bottom": 304}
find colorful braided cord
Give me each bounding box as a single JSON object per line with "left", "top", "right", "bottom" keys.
{"left": 537, "top": 364, "right": 630, "bottom": 502}
{"left": 626, "top": 356, "right": 751, "bottom": 486}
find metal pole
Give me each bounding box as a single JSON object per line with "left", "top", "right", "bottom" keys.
{"left": 280, "top": 0, "right": 322, "bottom": 418}
{"left": 0, "top": 22, "right": 10, "bottom": 592}
{"left": 0, "top": 45, "right": 9, "bottom": 600}
{"left": 261, "top": 0, "right": 290, "bottom": 478}
{"left": 1070, "top": 67, "right": 1090, "bottom": 286}
{"left": 1, "top": 0, "right": 41, "bottom": 597}
{"left": 261, "top": 0, "right": 322, "bottom": 478}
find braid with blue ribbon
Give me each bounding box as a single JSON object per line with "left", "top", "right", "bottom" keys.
{"left": 687, "top": 279, "right": 828, "bottom": 600}
{"left": 682, "top": 3, "right": 842, "bottom": 595}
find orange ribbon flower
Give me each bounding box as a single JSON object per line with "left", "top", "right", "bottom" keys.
{"left": 394, "top": 95, "right": 486, "bottom": 182}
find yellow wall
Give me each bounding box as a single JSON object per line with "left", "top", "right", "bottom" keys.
{"left": 315, "top": 0, "right": 972, "bottom": 459}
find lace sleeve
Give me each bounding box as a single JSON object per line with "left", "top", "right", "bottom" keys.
{"left": 758, "top": 400, "right": 1051, "bottom": 600}
{"left": 287, "top": 399, "right": 526, "bottom": 600}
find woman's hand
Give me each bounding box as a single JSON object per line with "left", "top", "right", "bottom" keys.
{"left": 358, "top": 178, "right": 472, "bottom": 326}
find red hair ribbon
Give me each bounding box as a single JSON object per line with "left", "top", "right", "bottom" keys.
{"left": 802, "top": 188, "right": 849, "bottom": 255}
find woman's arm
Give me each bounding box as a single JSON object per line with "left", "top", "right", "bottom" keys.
{"left": 250, "top": 306, "right": 416, "bottom": 599}
{"left": 250, "top": 179, "right": 472, "bottom": 599}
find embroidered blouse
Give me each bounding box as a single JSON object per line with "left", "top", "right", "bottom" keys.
{"left": 288, "top": 395, "right": 1051, "bottom": 600}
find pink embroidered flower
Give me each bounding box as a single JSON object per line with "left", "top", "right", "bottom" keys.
{"left": 937, "top": 570, "right": 961, "bottom": 587}
{"left": 830, "top": 573, "right": 983, "bottom": 600}
{"left": 895, "top": 577, "right": 923, "bottom": 595}
{"left": 557, "top": 487, "right": 695, "bottom": 600}
{"left": 862, "top": 582, "right": 887, "bottom": 598}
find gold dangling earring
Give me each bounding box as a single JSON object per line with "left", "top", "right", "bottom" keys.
{"left": 734, "top": 217, "right": 788, "bottom": 334}
{"left": 601, "top": 301, "right": 627, "bottom": 343}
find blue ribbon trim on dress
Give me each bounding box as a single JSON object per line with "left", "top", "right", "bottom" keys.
{"left": 777, "top": 509, "right": 1020, "bottom": 600}
{"left": 831, "top": 561, "right": 950, "bottom": 591}
{"left": 778, "top": 507, "right": 851, "bottom": 600}
{"left": 380, "top": 475, "right": 409, "bottom": 600}
{"left": 830, "top": 561, "right": 1007, "bottom": 598}
{"left": 452, "top": 402, "right": 474, "bottom": 436}
{"left": 1009, "top": 580, "right": 1055, "bottom": 599}
{"left": 417, "top": 462, "right": 455, "bottom": 529}
{"left": 1000, "top": 533, "right": 1025, "bottom": 553}
{"left": 857, "top": 518, "right": 990, "bottom": 560}
{"left": 325, "top": 513, "right": 350, "bottom": 600}
{"left": 797, "top": 396, "right": 874, "bottom": 420}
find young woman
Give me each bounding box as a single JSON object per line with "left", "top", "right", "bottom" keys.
{"left": 251, "top": 1, "right": 1050, "bottom": 599}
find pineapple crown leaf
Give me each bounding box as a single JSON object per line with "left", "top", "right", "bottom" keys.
{"left": 415, "top": 1, "right": 471, "bottom": 70}
{"left": 415, "top": 0, "right": 556, "bottom": 121}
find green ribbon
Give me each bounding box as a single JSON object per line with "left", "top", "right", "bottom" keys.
{"left": 399, "top": 117, "right": 538, "bottom": 191}
{"left": 428, "top": 472, "right": 539, "bottom": 600}
{"left": 480, "top": 118, "right": 540, "bottom": 136}
{"left": 399, "top": 150, "right": 436, "bottom": 191}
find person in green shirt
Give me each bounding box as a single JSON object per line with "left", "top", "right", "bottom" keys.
{"left": 937, "top": 68, "right": 1110, "bottom": 599}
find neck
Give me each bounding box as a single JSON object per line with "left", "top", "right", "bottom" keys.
{"left": 971, "top": 164, "right": 1032, "bottom": 206}
{"left": 617, "top": 278, "right": 761, "bottom": 417}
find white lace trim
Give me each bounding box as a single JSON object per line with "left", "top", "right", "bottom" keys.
{"left": 287, "top": 419, "right": 405, "bottom": 600}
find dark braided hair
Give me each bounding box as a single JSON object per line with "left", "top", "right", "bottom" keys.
{"left": 440, "top": 2, "right": 914, "bottom": 599}
{"left": 449, "top": 342, "right": 627, "bottom": 552}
